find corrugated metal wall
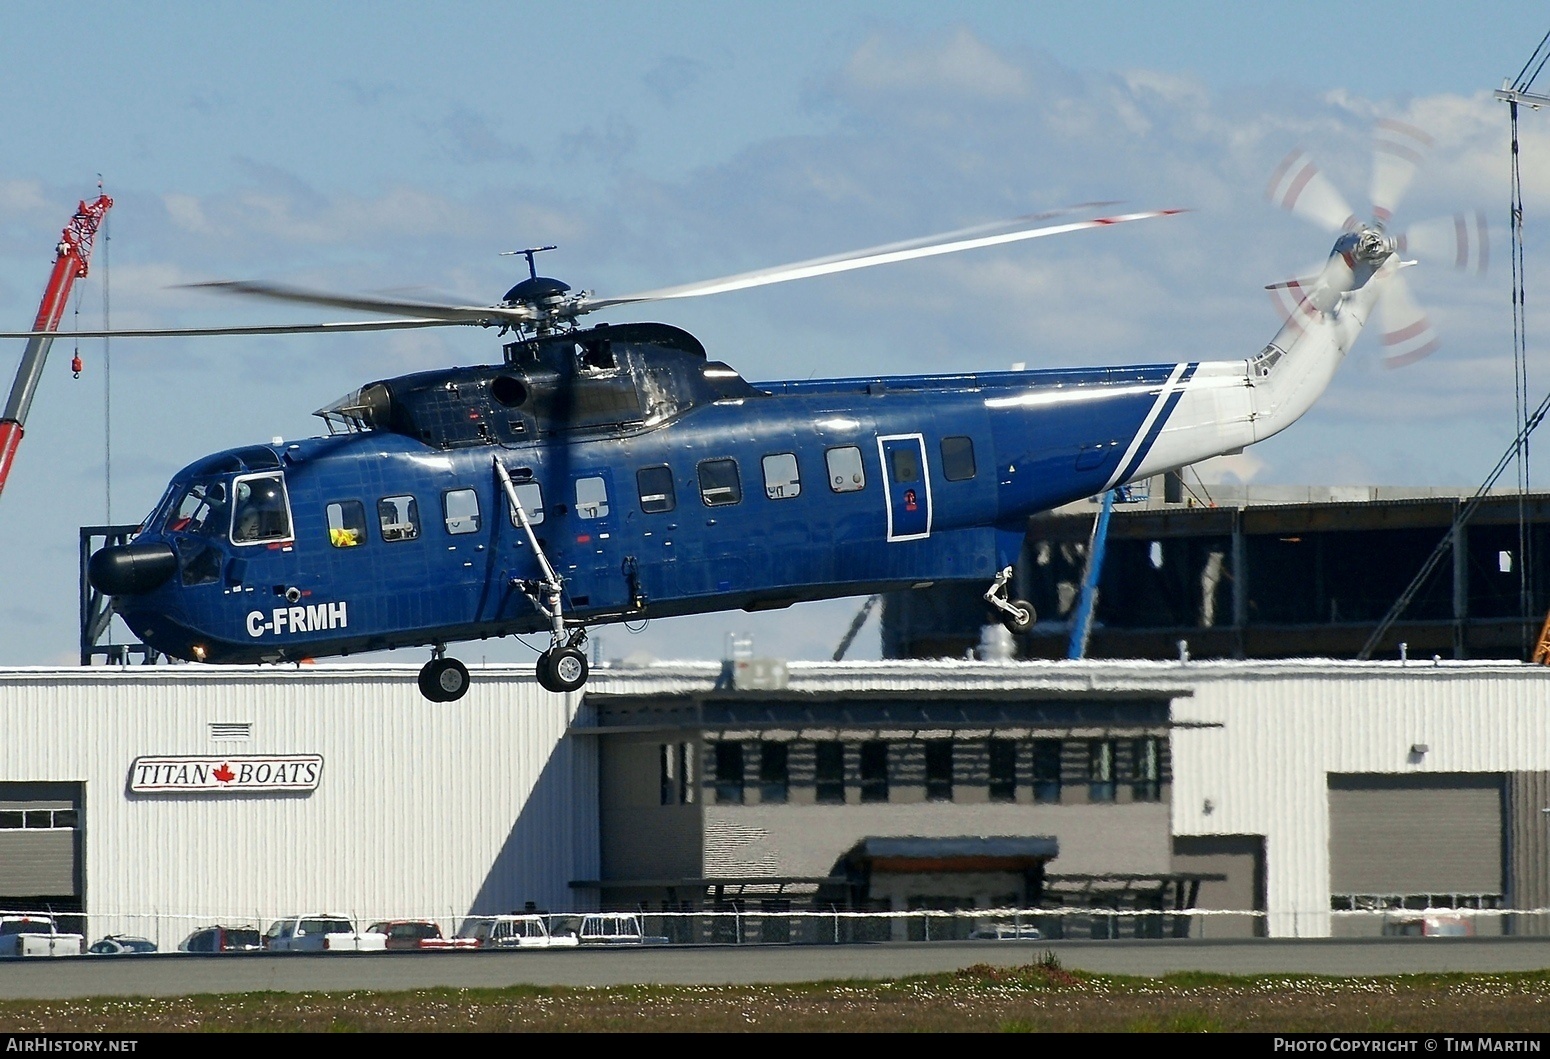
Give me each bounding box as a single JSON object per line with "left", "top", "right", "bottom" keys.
{"left": 0, "top": 665, "right": 595, "bottom": 948}
{"left": 1168, "top": 661, "right": 1550, "bottom": 937}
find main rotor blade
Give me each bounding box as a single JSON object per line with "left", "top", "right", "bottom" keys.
{"left": 1266, "top": 150, "right": 1358, "bottom": 233}
{"left": 1370, "top": 118, "right": 1432, "bottom": 225}
{"left": 0, "top": 318, "right": 471, "bottom": 339}
{"left": 583, "top": 207, "right": 1185, "bottom": 309}
{"left": 187, "top": 281, "right": 535, "bottom": 325}
{"left": 1376, "top": 268, "right": 1440, "bottom": 368}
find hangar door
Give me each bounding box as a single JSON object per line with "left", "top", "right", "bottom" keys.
{"left": 0, "top": 783, "right": 82, "bottom": 905}
{"left": 1328, "top": 774, "right": 1503, "bottom": 900}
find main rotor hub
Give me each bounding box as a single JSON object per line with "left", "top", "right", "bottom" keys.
{"left": 502, "top": 276, "right": 572, "bottom": 307}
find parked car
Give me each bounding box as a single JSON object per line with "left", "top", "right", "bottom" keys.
{"left": 177, "top": 925, "right": 264, "bottom": 954}
{"left": 549, "top": 913, "right": 669, "bottom": 945}
{"left": 1382, "top": 913, "right": 1474, "bottom": 937}
{"left": 455, "top": 914, "right": 578, "bottom": 949}
{"left": 366, "top": 919, "right": 478, "bottom": 951}
{"left": 0, "top": 915, "right": 84, "bottom": 958}
{"left": 87, "top": 935, "right": 158, "bottom": 955}
{"left": 263, "top": 915, "right": 388, "bottom": 953}
{"left": 969, "top": 924, "right": 1043, "bottom": 941}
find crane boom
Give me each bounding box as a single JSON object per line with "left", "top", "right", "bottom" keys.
{"left": 0, "top": 193, "right": 113, "bottom": 500}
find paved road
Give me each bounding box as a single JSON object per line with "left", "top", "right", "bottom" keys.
{"left": 5, "top": 938, "right": 1550, "bottom": 1000}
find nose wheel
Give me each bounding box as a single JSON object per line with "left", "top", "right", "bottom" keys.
{"left": 983, "top": 565, "right": 1036, "bottom": 634}
{"left": 417, "top": 652, "right": 470, "bottom": 702}
{"left": 536, "top": 641, "right": 589, "bottom": 694}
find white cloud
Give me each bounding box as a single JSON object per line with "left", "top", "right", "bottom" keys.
{"left": 842, "top": 26, "right": 1028, "bottom": 101}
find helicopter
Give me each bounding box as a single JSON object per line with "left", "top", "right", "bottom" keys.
{"left": 0, "top": 152, "right": 1465, "bottom": 698}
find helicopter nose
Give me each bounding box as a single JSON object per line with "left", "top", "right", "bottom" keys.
{"left": 88, "top": 542, "right": 178, "bottom": 596}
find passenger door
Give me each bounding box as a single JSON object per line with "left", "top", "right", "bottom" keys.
{"left": 877, "top": 433, "right": 932, "bottom": 541}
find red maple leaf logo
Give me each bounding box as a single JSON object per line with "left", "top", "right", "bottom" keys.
{"left": 213, "top": 762, "right": 235, "bottom": 783}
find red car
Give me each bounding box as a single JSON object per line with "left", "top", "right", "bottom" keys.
{"left": 366, "top": 920, "right": 478, "bottom": 951}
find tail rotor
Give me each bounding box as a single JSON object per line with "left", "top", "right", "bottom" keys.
{"left": 1265, "top": 120, "right": 1487, "bottom": 367}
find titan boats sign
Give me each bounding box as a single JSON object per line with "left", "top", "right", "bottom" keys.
{"left": 129, "top": 755, "right": 324, "bottom": 794}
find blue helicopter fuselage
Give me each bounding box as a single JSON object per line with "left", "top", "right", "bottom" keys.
{"left": 107, "top": 321, "right": 1197, "bottom": 664}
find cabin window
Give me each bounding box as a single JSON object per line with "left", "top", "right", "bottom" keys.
{"left": 941, "top": 436, "right": 976, "bottom": 481}
{"left": 230, "top": 473, "right": 293, "bottom": 545}
{"left": 698, "top": 458, "right": 742, "bottom": 507}
{"left": 761, "top": 453, "right": 801, "bottom": 500}
{"left": 443, "top": 489, "right": 481, "bottom": 535}
{"left": 575, "top": 476, "right": 610, "bottom": 519}
{"left": 825, "top": 446, "right": 866, "bottom": 493}
{"left": 377, "top": 495, "right": 421, "bottom": 543}
{"left": 636, "top": 465, "right": 676, "bottom": 514}
{"left": 326, "top": 501, "right": 367, "bottom": 548}
{"left": 506, "top": 481, "right": 545, "bottom": 526}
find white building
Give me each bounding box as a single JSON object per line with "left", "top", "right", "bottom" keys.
{"left": 1, "top": 658, "right": 1545, "bottom": 944}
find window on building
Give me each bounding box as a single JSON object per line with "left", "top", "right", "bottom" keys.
{"left": 1131, "top": 737, "right": 1161, "bottom": 802}
{"left": 941, "top": 436, "right": 977, "bottom": 481}
{"left": 506, "top": 480, "right": 545, "bottom": 526}
{"left": 714, "top": 741, "right": 745, "bottom": 804}
{"left": 924, "top": 739, "right": 953, "bottom": 801}
{"left": 575, "top": 476, "right": 610, "bottom": 519}
{"left": 678, "top": 743, "right": 693, "bottom": 804}
{"left": 860, "top": 740, "right": 889, "bottom": 803}
{"left": 988, "top": 738, "right": 1016, "bottom": 803}
{"left": 815, "top": 741, "right": 845, "bottom": 804}
{"left": 1089, "top": 740, "right": 1116, "bottom": 803}
{"left": 761, "top": 453, "right": 801, "bottom": 499}
{"left": 326, "top": 500, "right": 367, "bottom": 548}
{"left": 637, "top": 465, "right": 676, "bottom": 514}
{"left": 698, "top": 459, "right": 742, "bottom": 506}
{"left": 825, "top": 446, "right": 866, "bottom": 493}
{"left": 376, "top": 494, "right": 421, "bottom": 542}
{"left": 657, "top": 743, "right": 694, "bottom": 806}
{"left": 1032, "top": 739, "right": 1062, "bottom": 803}
{"left": 0, "top": 809, "right": 75, "bottom": 829}
{"left": 443, "top": 488, "right": 481, "bottom": 535}
{"left": 760, "top": 742, "right": 789, "bottom": 804}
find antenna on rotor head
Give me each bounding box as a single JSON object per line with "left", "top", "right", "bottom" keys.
{"left": 500, "top": 245, "right": 558, "bottom": 280}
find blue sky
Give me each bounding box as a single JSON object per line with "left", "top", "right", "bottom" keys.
{"left": 0, "top": 1, "right": 1546, "bottom": 665}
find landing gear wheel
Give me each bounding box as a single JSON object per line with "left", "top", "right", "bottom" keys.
{"left": 999, "top": 599, "right": 1036, "bottom": 635}
{"left": 417, "top": 657, "right": 470, "bottom": 702}
{"left": 537, "top": 645, "right": 589, "bottom": 693}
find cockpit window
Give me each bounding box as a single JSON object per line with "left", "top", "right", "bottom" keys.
{"left": 167, "top": 480, "right": 231, "bottom": 538}
{"left": 230, "top": 473, "right": 294, "bottom": 545}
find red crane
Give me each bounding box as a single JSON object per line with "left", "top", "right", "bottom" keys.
{"left": 0, "top": 193, "right": 113, "bottom": 499}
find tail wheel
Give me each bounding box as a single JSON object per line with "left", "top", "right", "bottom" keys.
{"left": 538, "top": 646, "right": 589, "bottom": 693}
{"left": 999, "top": 600, "right": 1036, "bottom": 635}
